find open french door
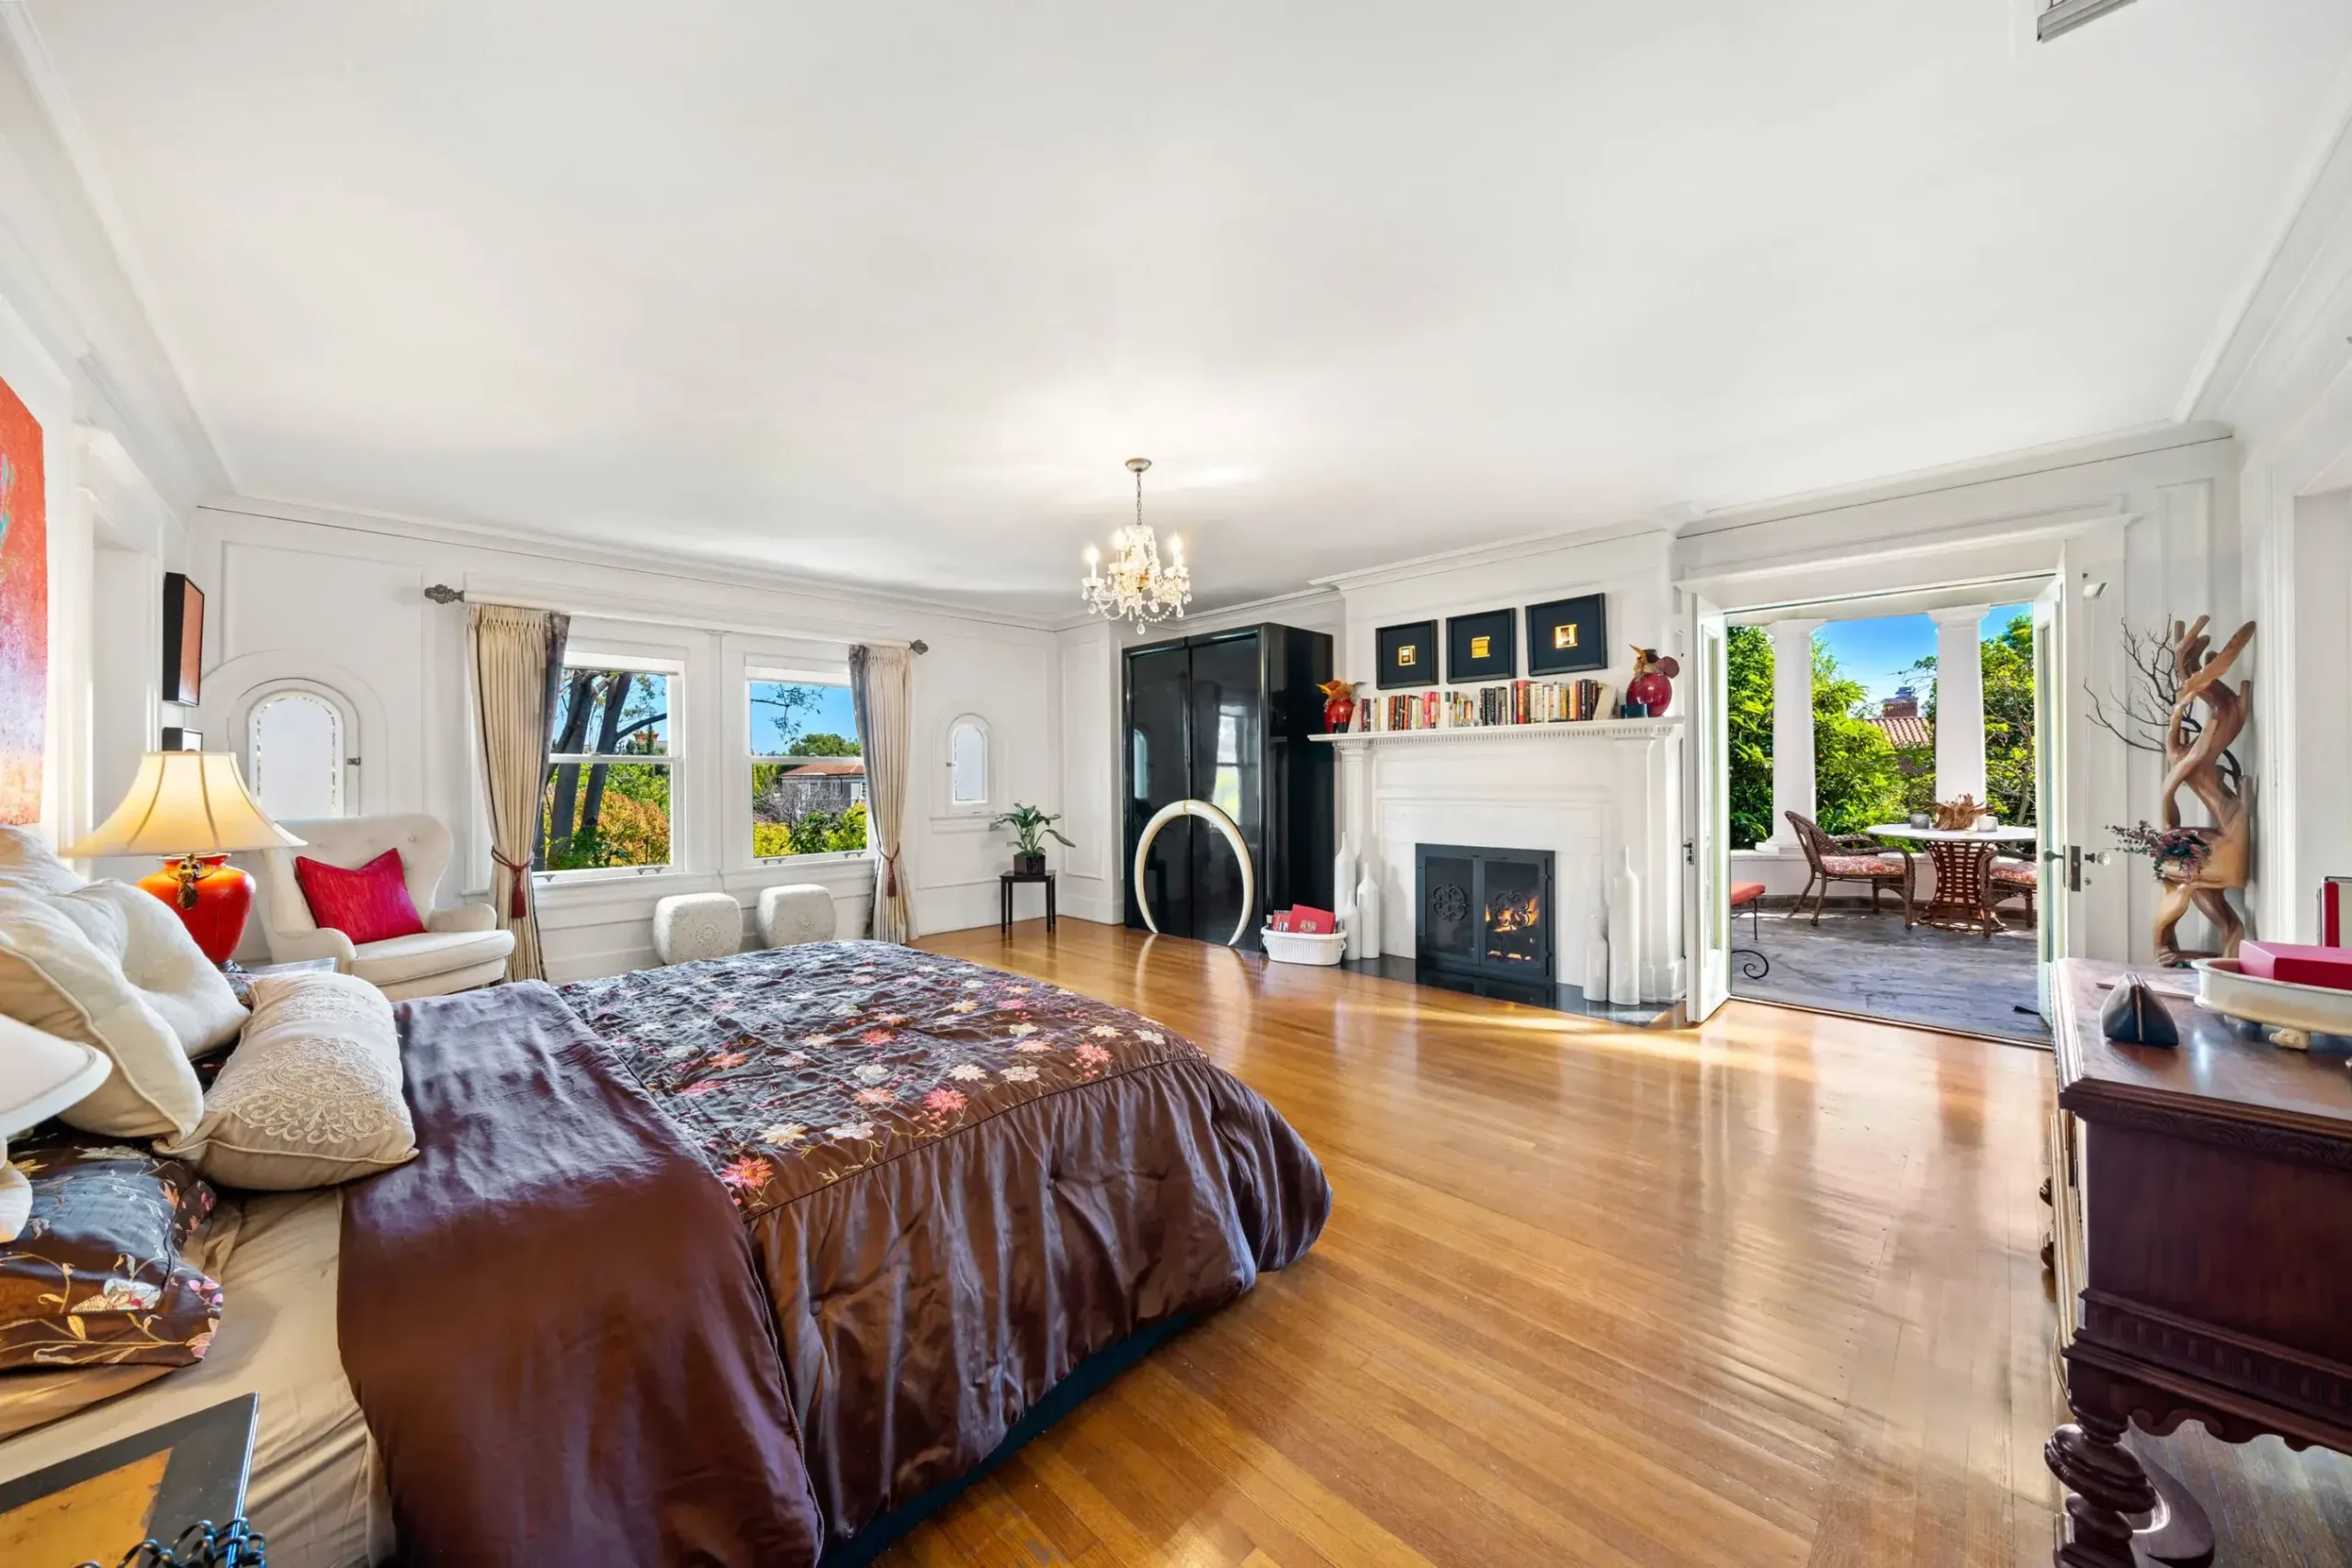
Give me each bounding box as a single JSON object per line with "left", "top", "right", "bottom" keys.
{"left": 1687, "top": 595, "right": 1732, "bottom": 1022}
{"left": 2032, "top": 577, "right": 2068, "bottom": 1020}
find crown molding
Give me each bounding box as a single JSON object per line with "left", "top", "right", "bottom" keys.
{"left": 1307, "top": 515, "right": 1689, "bottom": 595}
{"left": 197, "top": 493, "right": 1069, "bottom": 636}
{"left": 1686, "top": 421, "right": 2232, "bottom": 538}
{"left": 0, "top": 5, "right": 232, "bottom": 506}
{"left": 2181, "top": 55, "right": 2352, "bottom": 432}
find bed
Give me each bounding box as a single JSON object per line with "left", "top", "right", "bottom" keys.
{"left": 0, "top": 1190, "right": 390, "bottom": 1568}
{"left": 2, "top": 939, "right": 1328, "bottom": 1566}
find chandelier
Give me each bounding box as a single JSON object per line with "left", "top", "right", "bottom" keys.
{"left": 1080, "top": 457, "right": 1192, "bottom": 625}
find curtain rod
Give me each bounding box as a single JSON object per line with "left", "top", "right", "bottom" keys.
{"left": 424, "top": 584, "right": 927, "bottom": 653}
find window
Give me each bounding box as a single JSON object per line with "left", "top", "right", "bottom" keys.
{"left": 540, "top": 667, "right": 673, "bottom": 872}
{"left": 946, "top": 715, "right": 989, "bottom": 809}
{"left": 247, "top": 689, "right": 345, "bottom": 821}
{"left": 749, "top": 673, "right": 866, "bottom": 860}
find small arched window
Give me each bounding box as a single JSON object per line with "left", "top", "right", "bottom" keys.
{"left": 248, "top": 689, "right": 346, "bottom": 821}
{"left": 946, "top": 716, "right": 989, "bottom": 809}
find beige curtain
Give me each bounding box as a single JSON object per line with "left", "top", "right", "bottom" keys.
{"left": 849, "top": 644, "right": 914, "bottom": 942}
{"left": 469, "top": 604, "right": 570, "bottom": 980}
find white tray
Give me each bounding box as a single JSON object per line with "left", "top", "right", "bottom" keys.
{"left": 2192, "top": 957, "right": 2352, "bottom": 1050}
{"left": 1261, "top": 929, "right": 1347, "bottom": 966}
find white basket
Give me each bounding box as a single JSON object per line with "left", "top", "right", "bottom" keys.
{"left": 1261, "top": 928, "right": 1348, "bottom": 966}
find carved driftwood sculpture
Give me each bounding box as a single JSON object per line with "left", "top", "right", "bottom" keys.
{"left": 2154, "top": 616, "right": 2252, "bottom": 964}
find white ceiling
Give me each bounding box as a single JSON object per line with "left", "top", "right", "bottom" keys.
{"left": 26, "top": 1, "right": 2352, "bottom": 619}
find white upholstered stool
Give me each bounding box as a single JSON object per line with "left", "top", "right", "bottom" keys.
{"left": 757, "top": 884, "right": 836, "bottom": 948}
{"left": 651, "top": 892, "right": 743, "bottom": 964}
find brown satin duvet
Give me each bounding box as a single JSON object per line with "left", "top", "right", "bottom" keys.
{"left": 345, "top": 942, "right": 1329, "bottom": 1564}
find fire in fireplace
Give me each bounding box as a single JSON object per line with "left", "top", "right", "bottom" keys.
{"left": 1417, "top": 844, "right": 1555, "bottom": 988}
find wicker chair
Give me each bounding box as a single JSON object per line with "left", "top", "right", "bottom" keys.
{"left": 1785, "top": 811, "right": 1915, "bottom": 926}
{"left": 1990, "top": 849, "right": 2039, "bottom": 921}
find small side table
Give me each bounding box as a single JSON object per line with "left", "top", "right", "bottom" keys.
{"left": 0, "top": 1393, "right": 257, "bottom": 1564}
{"left": 999, "top": 871, "right": 1056, "bottom": 935}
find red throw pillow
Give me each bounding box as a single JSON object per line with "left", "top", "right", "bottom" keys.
{"left": 294, "top": 849, "right": 428, "bottom": 946}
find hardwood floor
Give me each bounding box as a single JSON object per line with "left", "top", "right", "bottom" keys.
{"left": 890, "top": 919, "right": 2351, "bottom": 1567}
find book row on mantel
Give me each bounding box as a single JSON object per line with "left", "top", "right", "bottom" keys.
{"left": 1368, "top": 678, "right": 1614, "bottom": 733}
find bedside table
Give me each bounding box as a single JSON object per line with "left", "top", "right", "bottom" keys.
{"left": 0, "top": 1393, "right": 256, "bottom": 1564}
{"left": 221, "top": 956, "right": 340, "bottom": 1008}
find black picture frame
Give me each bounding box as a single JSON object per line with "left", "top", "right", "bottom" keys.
{"left": 162, "top": 572, "right": 205, "bottom": 706}
{"left": 1526, "top": 592, "right": 1608, "bottom": 675}
{"left": 1375, "top": 620, "right": 1438, "bottom": 689}
{"left": 1446, "top": 608, "right": 1517, "bottom": 682}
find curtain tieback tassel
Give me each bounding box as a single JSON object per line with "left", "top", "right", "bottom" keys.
{"left": 882, "top": 848, "right": 900, "bottom": 898}
{"left": 492, "top": 852, "right": 532, "bottom": 919}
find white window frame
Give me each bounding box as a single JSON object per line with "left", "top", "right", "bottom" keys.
{"left": 537, "top": 653, "right": 685, "bottom": 883}
{"left": 941, "top": 712, "right": 994, "bottom": 818}
{"left": 236, "top": 678, "right": 361, "bottom": 823}
{"left": 744, "top": 662, "right": 869, "bottom": 869}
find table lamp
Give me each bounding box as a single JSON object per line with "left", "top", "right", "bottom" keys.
{"left": 0, "top": 1016, "right": 113, "bottom": 1240}
{"left": 63, "top": 752, "right": 305, "bottom": 965}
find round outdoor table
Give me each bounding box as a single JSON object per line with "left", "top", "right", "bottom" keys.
{"left": 1867, "top": 824, "right": 2039, "bottom": 936}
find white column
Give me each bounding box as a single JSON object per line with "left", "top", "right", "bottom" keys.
{"left": 1763, "top": 618, "right": 1824, "bottom": 851}
{"left": 1929, "top": 604, "right": 1991, "bottom": 807}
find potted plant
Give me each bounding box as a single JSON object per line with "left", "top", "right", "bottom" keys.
{"left": 990, "top": 803, "right": 1073, "bottom": 875}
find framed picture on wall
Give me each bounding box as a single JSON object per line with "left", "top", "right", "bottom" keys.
{"left": 1375, "top": 620, "right": 1438, "bottom": 689}
{"left": 1446, "top": 608, "right": 1516, "bottom": 682}
{"left": 1527, "top": 592, "right": 1607, "bottom": 675}
{"left": 162, "top": 573, "right": 204, "bottom": 706}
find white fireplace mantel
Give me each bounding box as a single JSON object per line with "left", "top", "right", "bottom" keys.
{"left": 1329, "top": 717, "right": 1687, "bottom": 1002}
{"left": 1313, "top": 717, "right": 1683, "bottom": 750}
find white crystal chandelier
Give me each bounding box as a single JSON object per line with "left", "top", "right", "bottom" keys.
{"left": 1080, "top": 457, "right": 1191, "bottom": 626}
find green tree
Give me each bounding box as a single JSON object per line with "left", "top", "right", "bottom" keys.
{"left": 1904, "top": 613, "right": 2036, "bottom": 825}
{"left": 1811, "top": 642, "right": 1907, "bottom": 834}
{"left": 1723, "top": 627, "right": 1908, "bottom": 844}
{"left": 788, "top": 732, "right": 861, "bottom": 757}
{"left": 1726, "top": 626, "right": 1774, "bottom": 848}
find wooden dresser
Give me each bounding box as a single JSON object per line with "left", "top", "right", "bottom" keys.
{"left": 2047, "top": 958, "right": 2352, "bottom": 1566}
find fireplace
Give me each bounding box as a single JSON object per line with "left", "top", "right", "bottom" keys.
{"left": 1416, "top": 844, "right": 1555, "bottom": 988}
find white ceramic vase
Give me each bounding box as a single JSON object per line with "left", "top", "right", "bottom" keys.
{"left": 1584, "top": 913, "right": 1611, "bottom": 1005}
{"left": 1607, "top": 848, "right": 1642, "bottom": 1005}
{"left": 1335, "top": 839, "right": 1363, "bottom": 960}
{"left": 1356, "top": 867, "right": 1382, "bottom": 962}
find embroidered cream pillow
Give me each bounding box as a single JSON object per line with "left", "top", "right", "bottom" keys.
{"left": 159, "top": 971, "right": 417, "bottom": 1190}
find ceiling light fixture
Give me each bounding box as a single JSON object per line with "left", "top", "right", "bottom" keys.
{"left": 1080, "top": 457, "right": 1192, "bottom": 626}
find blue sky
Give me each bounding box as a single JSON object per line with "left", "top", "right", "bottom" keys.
{"left": 1815, "top": 604, "right": 2030, "bottom": 705}
{"left": 749, "top": 681, "right": 859, "bottom": 754}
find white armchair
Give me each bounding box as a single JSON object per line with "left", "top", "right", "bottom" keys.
{"left": 259, "top": 815, "right": 515, "bottom": 1000}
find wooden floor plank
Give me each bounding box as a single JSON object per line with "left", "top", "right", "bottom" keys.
{"left": 899, "top": 919, "right": 2349, "bottom": 1567}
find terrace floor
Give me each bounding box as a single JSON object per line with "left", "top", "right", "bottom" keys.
{"left": 1729, "top": 900, "right": 2052, "bottom": 1044}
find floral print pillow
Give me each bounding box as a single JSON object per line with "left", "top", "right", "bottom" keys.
{"left": 0, "top": 1134, "right": 225, "bottom": 1370}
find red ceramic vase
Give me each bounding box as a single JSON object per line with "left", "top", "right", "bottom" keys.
{"left": 137, "top": 854, "right": 255, "bottom": 966}
{"left": 1627, "top": 669, "right": 1673, "bottom": 715}
{"left": 1324, "top": 694, "right": 1356, "bottom": 732}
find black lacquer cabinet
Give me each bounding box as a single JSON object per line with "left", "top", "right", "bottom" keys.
{"left": 1123, "top": 624, "right": 1334, "bottom": 950}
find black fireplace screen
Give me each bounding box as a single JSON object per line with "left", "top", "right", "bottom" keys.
{"left": 1415, "top": 844, "right": 1555, "bottom": 982}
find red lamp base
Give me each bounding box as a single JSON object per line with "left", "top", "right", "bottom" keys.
{"left": 137, "top": 854, "right": 255, "bottom": 966}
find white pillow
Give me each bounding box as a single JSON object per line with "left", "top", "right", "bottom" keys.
{"left": 0, "top": 826, "right": 85, "bottom": 894}
{"left": 0, "top": 882, "right": 247, "bottom": 1138}
{"left": 159, "top": 971, "right": 415, "bottom": 1190}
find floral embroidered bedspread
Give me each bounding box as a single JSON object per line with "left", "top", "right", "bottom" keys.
{"left": 558, "top": 941, "right": 1205, "bottom": 1215}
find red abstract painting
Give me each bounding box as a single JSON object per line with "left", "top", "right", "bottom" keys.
{"left": 0, "top": 371, "right": 45, "bottom": 825}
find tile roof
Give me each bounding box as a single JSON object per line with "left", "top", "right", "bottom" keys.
{"left": 1873, "top": 714, "right": 1932, "bottom": 750}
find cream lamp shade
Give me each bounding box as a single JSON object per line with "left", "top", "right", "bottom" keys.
{"left": 0, "top": 1015, "right": 114, "bottom": 1241}
{"left": 63, "top": 751, "right": 305, "bottom": 859}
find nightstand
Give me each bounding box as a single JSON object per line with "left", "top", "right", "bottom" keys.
{"left": 0, "top": 1393, "right": 257, "bottom": 1564}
